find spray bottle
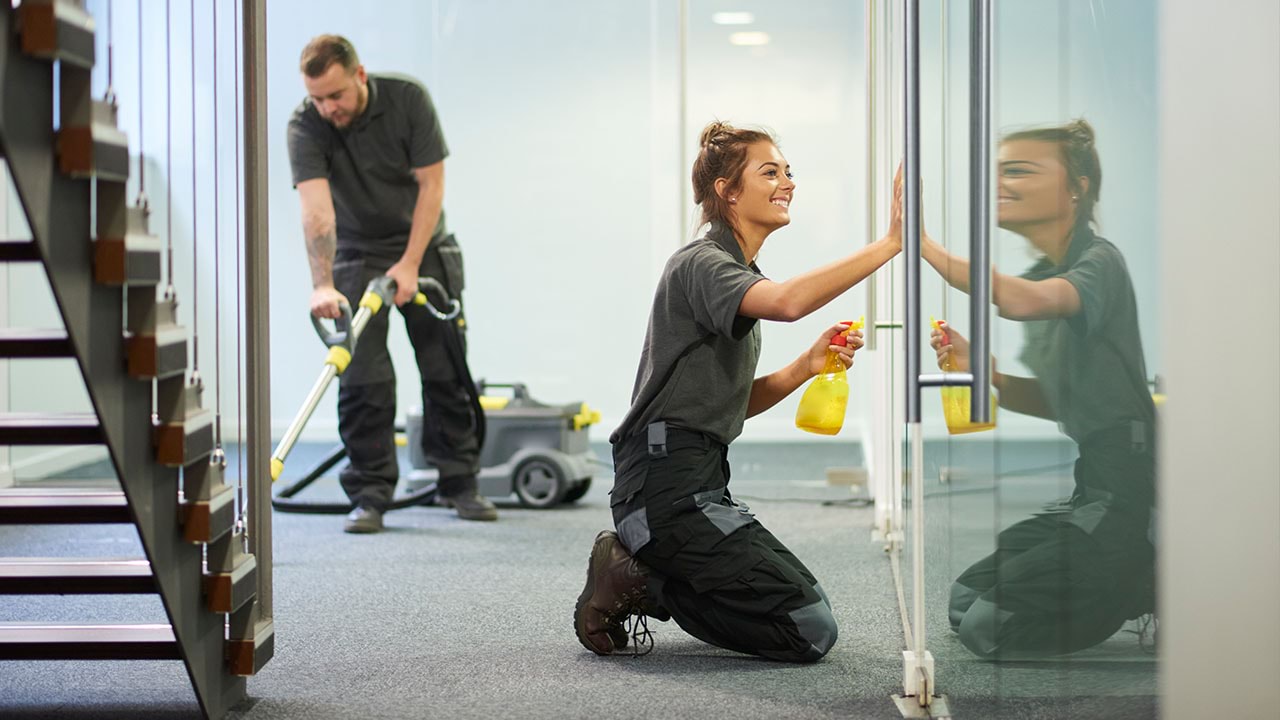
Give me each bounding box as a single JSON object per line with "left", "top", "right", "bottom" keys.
{"left": 932, "top": 317, "right": 997, "bottom": 434}
{"left": 795, "top": 317, "right": 865, "bottom": 435}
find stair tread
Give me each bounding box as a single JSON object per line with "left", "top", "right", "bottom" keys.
{"left": 0, "top": 490, "right": 130, "bottom": 524}
{"left": 0, "top": 413, "right": 104, "bottom": 445}
{"left": 0, "top": 241, "right": 40, "bottom": 261}
{"left": 0, "top": 623, "right": 180, "bottom": 660}
{"left": 0, "top": 328, "right": 70, "bottom": 340}
{"left": 0, "top": 622, "right": 174, "bottom": 642}
{"left": 0, "top": 412, "right": 99, "bottom": 426}
{"left": 0, "top": 328, "right": 74, "bottom": 359}
{"left": 0, "top": 556, "right": 149, "bottom": 572}
{"left": 0, "top": 489, "right": 125, "bottom": 503}
{"left": 0, "top": 557, "right": 154, "bottom": 593}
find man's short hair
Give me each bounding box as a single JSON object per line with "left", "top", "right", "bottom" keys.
{"left": 299, "top": 34, "right": 360, "bottom": 78}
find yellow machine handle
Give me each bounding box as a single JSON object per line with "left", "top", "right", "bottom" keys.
{"left": 573, "top": 403, "right": 602, "bottom": 431}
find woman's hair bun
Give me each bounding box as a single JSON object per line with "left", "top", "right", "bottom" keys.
{"left": 1066, "top": 118, "right": 1095, "bottom": 145}
{"left": 699, "top": 120, "right": 733, "bottom": 150}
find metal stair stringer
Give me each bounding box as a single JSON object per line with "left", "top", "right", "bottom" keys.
{"left": 0, "top": 5, "right": 245, "bottom": 719}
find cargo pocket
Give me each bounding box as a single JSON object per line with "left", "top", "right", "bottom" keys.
{"left": 694, "top": 488, "right": 756, "bottom": 537}
{"left": 610, "top": 469, "right": 650, "bottom": 554}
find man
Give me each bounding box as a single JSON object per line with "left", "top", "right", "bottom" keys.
{"left": 287, "top": 34, "right": 497, "bottom": 532}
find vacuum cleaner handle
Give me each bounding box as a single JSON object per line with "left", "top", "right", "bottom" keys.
{"left": 414, "top": 276, "right": 462, "bottom": 321}
{"left": 310, "top": 299, "right": 354, "bottom": 349}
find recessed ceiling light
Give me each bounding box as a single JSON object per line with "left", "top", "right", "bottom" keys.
{"left": 729, "top": 31, "right": 770, "bottom": 46}
{"left": 712, "top": 12, "right": 755, "bottom": 25}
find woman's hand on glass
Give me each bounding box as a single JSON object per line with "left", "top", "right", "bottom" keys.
{"left": 885, "top": 164, "right": 905, "bottom": 248}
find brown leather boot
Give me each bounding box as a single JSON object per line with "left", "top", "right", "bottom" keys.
{"left": 574, "top": 530, "right": 649, "bottom": 655}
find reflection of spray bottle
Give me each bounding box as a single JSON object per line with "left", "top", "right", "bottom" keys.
{"left": 932, "top": 317, "right": 997, "bottom": 434}
{"left": 795, "top": 318, "right": 865, "bottom": 436}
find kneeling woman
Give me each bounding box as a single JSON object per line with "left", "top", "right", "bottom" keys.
{"left": 574, "top": 121, "right": 902, "bottom": 662}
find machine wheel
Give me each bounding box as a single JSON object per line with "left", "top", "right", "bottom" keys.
{"left": 513, "top": 456, "right": 569, "bottom": 508}
{"left": 560, "top": 477, "right": 592, "bottom": 504}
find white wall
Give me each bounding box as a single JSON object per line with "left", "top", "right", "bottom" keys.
{"left": 1159, "top": 0, "right": 1280, "bottom": 716}
{"left": 265, "top": 0, "right": 875, "bottom": 443}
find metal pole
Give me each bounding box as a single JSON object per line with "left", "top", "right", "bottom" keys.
{"left": 940, "top": 0, "right": 949, "bottom": 323}
{"left": 242, "top": 0, "right": 271, "bottom": 620}
{"left": 969, "top": 0, "right": 992, "bottom": 422}
{"left": 902, "top": 0, "right": 930, "bottom": 695}
{"left": 905, "top": 0, "right": 922, "bottom": 424}
{"left": 865, "top": 0, "right": 878, "bottom": 351}
{"left": 911, "top": 422, "right": 925, "bottom": 660}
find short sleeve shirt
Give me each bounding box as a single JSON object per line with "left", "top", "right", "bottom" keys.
{"left": 610, "top": 222, "right": 765, "bottom": 446}
{"left": 1018, "top": 227, "right": 1154, "bottom": 443}
{"left": 286, "top": 73, "right": 448, "bottom": 262}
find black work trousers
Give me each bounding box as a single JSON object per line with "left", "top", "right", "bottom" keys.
{"left": 948, "top": 425, "right": 1156, "bottom": 659}
{"left": 610, "top": 423, "right": 838, "bottom": 663}
{"left": 332, "top": 239, "right": 479, "bottom": 512}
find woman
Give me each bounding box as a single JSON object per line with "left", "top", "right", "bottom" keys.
{"left": 925, "top": 119, "right": 1156, "bottom": 659}
{"left": 573, "top": 121, "right": 902, "bottom": 662}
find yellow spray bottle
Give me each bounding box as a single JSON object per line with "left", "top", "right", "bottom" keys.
{"left": 932, "top": 317, "right": 997, "bottom": 434}
{"left": 795, "top": 317, "right": 864, "bottom": 435}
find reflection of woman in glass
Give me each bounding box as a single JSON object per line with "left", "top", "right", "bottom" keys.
{"left": 924, "top": 119, "right": 1156, "bottom": 659}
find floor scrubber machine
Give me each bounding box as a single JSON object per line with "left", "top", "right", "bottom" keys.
{"left": 404, "top": 381, "right": 599, "bottom": 508}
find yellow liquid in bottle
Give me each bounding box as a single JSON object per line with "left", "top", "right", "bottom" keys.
{"left": 795, "top": 361, "right": 849, "bottom": 435}
{"left": 933, "top": 318, "right": 997, "bottom": 434}
{"left": 795, "top": 319, "right": 863, "bottom": 436}
{"left": 940, "top": 385, "right": 997, "bottom": 434}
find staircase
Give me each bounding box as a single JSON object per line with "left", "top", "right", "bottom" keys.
{"left": 0, "top": 1, "right": 272, "bottom": 717}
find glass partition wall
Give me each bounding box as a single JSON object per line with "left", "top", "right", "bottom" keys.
{"left": 876, "top": 0, "right": 1161, "bottom": 714}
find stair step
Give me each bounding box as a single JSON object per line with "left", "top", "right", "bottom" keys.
{"left": 0, "top": 329, "right": 74, "bottom": 358}
{"left": 0, "top": 557, "right": 155, "bottom": 594}
{"left": 94, "top": 237, "right": 163, "bottom": 286}
{"left": 0, "top": 489, "right": 131, "bottom": 524}
{"left": 182, "top": 482, "right": 236, "bottom": 545}
{"left": 155, "top": 408, "right": 214, "bottom": 467}
{"left": 0, "top": 623, "right": 180, "bottom": 660}
{"left": 95, "top": 192, "right": 163, "bottom": 286}
{"left": 17, "top": 0, "right": 96, "bottom": 69}
{"left": 0, "top": 412, "right": 104, "bottom": 444}
{"left": 0, "top": 241, "right": 41, "bottom": 262}
{"left": 57, "top": 101, "right": 130, "bottom": 181}
{"left": 205, "top": 551, "right": 257, "bottom": 614}
{"left": 127, "top": 324, "right": 189, "bottom": 380}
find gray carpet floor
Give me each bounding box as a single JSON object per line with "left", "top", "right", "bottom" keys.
{"left": 0, "top": 441, "right": 1157, "bottom": 719}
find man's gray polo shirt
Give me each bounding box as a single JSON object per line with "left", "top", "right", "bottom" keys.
{"left": 611, "top": 222, "right": 765, "bottom": 446}
{"left": 287, "top": 73, "right": 448, "bottom": 263}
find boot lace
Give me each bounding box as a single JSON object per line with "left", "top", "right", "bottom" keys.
{"left": 608, "top": 587, "right": 654, "bottom": 657}
{"left": 623, "top": 612, "right": 654, "bottom": 656}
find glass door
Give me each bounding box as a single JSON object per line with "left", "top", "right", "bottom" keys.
{"left": 875, "top": 0, "right": 1162, "bottom": 715}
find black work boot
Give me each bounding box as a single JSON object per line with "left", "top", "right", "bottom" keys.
{"left": 574, "top": 530, "right": 649, "bottom": 656}
{"left": 438, "top": 475, "right": 499, "bottom": 522}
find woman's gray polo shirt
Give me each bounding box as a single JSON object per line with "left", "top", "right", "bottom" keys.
{"left": 611, "top": 222, "right": 765, "bottom": 446}
{"left": 1018, "top": 227, "right": 1155, "bottom": 444}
